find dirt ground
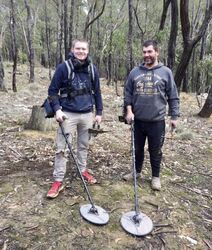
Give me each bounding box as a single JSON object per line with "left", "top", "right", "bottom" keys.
{"left": 0, "top": 64, "right": 211, "bottom": 250}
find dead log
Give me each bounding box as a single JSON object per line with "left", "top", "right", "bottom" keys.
{"left": 26, "top": 105, "right": 55, "bottom": 131}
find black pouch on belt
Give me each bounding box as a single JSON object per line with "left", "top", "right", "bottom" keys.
{"left": 41, "top": 97, "right": 55, "bottom": 118}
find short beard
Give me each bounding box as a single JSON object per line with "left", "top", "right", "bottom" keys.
{"left": 144, "top": 57, "right": 155, "bottom": 66}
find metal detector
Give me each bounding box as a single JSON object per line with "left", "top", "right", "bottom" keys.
{"left": 120, "top": 122, "right": 153, "bottom": 236}
{"left": 59, "top": 123, "right": 109, "bottom": 225}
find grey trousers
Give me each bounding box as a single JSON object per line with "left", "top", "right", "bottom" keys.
{"left": 53, "top": 111, "right": 93, "bottom": 182}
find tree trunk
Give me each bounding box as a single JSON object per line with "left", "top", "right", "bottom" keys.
{"left": 175, "top": 43, "right": 193, "bottom": 90}
{"left": 56, "top": 0, "right": 63, "bottom": 65}
{"left": 95, "top": 18, "right": 101, "bottom": 69}
{"left": 198, "top": 86, "right": 212, "bottom": 118}
{"left": 182, "top": 70, "right": 188, "bottom": 92}
{"left": 127, "top": 0, "right": 133, "bottom": 75}
{"left": 0, "top": 50, "right": 6, "bottom": 92}
{"left": 74, "top": 2, "right": 80, "bottom": 38}
{"left": 107, "top": 0, "right": 113, "bottom": 85}
{"left": 40, "top": 53, "right": 47, "bottom": 67}
{"left": 69, "top": 0, "right": 75, "bottom": 49}
{"left": 24, "top": 0, "right": 35, "bottom": 83}
{"left": 44, "top": 0, "right": 52, "bottom": 80}
{"left": 26, "top": 105, "right": 55, "bottom": 131}
{"left": 0, "top": 19, "right": 6, "bottom": 92}
{"left": 167, "top": 0, "right": 178, "bottom": 69}
{"left": 10, "top": 0, "right": 18, "bottom": 92}
{"left": 196, "top": 31, "right": 207, "bottom": 93}
{"left": 63, "top": 0, "right": 69, "bottom": 59}
{"left": 159, "top": 0, "right": 171, "bottom": 30}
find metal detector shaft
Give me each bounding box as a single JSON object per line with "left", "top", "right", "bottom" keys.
{"left": 59, "top": 123, "right": 96, "bottom": 211}
{"left": 131, "top": 122, "right": 140, "bottom": 219}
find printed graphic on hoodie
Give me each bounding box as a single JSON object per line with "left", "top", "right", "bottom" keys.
{"left": 135, "top": 72, "right": 162, "bottom": 96}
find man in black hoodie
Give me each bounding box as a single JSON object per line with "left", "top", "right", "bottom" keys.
{"left": 123, "top": 40, "right": 179, "bottom": 190}
{"left": 47, "top": 39, "right": 103, "bottom": 198}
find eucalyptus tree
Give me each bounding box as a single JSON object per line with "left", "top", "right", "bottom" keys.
{"left": 97, "top": 0, "right": 127, "bottom": 79}
{"left": 174, "top": 0, "right": 212, "bottom": 90}
{"left": 192, "top": 1, "right": 211, "bottom": 93}
{"left": 83, "top": 0, "right": 106, "bottom": 40}
{"left": 102, "top": 0, "right": 126, "bottom": 84}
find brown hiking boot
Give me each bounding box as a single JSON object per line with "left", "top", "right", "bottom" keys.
{"left": 151, "top": 177, "right": 161, "bottom": 191}
{"left": 123, "top": 172, "right": 141, "bottom": 181}
{"left": 47, "top": 181, "right": 64, "bottom": 198}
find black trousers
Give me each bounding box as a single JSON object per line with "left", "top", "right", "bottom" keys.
{"left": 134, "top": 119, "right": 165, "bottom": 177}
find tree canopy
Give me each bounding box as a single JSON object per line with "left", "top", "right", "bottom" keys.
{"left": 0, "top": 0, "right": 211, "bottom": 97}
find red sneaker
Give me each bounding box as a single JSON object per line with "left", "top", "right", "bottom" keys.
{"left": 47, "top": 181, "right": 64, "bottom": 198}
{"left": 82, "top": 170, "right": 97, "bottom": 184}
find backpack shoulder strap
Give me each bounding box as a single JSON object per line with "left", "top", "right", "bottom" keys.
{"left": 88, "top": 63, "right": 95, "bottom": 83}
{"left": 65, "top": 59, "right": 95, "bottom": 84}
{"left": 64, "top": 59, "right": 75, "bottom": 80}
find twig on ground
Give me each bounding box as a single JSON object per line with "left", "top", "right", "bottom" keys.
{"left": 152, "top": 230, "right": 178, "bottom": 235}
{"left": 203, "top": 239, "right": 212, "bottom": 249}
{"left": 0, "top": 226, "right": 11, "bottom": 233}
{"left": 158, "top": 236, "right": 166, "bottom": 245}
{"left": 109, "top": 206, "right": 127, "bottom": 213}
{"left": 144, "top": 200, "right": 159, "bottom": 209}
{"left": 24, "top": 224, "right": 39, "bottom": 231}
{"left": 8, "top": 146, "right": 23, "bottom": 157}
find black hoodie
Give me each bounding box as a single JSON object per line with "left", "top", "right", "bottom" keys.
{"left": 48, "top": 53, "right": 103, "bottom": 115}
{"left": 124, "top": 63, "right": 179, "bottom": 121}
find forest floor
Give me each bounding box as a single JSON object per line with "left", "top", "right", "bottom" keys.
{"left": 0, "top": 64, "right": 211, "bottom": 250}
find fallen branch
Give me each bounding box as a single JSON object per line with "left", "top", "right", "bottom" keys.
{"left": 154, "top": 224, "right": 173, "bottom": 228}
{"left": 174, "top": 183, "right": 212, "bottom": 198}
{"left": 197, "top": 172, "right": 212, "bottom": 178}
{"left": 181, "top": 196, "right": 210, "bottom": 209}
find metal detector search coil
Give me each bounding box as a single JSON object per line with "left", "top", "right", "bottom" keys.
{"left": 121, "top": 211, "right": 153, "bottom": 236}
{"left": 80, "top": 204, "right": 109, "bottom": 225}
